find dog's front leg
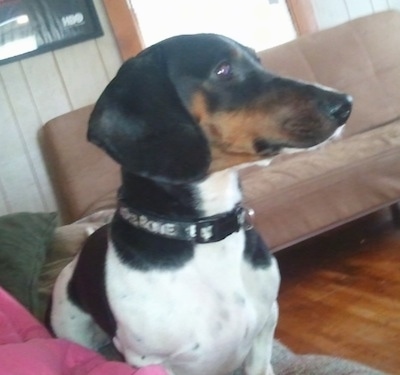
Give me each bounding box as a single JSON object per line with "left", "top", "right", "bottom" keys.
{"left": 243, "top": 301, "right": 278, "bottom": 375}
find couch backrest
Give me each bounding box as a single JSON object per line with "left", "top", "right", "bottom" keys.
{"left": 258, "top": 10, "right": 400, "bottom": 137}
{"left": 43, "top": 11, "right": 400, "bottom": 222}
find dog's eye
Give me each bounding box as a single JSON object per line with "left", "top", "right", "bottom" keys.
{"left": 215, "top": 62, "right": 233, "bottom": 80}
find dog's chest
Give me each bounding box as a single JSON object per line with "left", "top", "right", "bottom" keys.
{"left": 106, "top": 231, "right": 279, "bottom": 374}
{"left": 105, "top": 170, "right": 279, "bottom": 374}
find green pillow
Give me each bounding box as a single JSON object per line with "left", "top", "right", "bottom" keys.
{"left": 0, "top": 212, "right": 57, "bottom": 316}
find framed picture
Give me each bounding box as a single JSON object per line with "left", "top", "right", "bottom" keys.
{"left": 0, "top": 0, "right": 103, "bottom": 65}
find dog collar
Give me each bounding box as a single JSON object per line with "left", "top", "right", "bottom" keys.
{"left": 118, "top": 204, "right": 255, "bottom": 244}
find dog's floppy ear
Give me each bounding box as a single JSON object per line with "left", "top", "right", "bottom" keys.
{"left": 88, "top": 45, "right": 211, "bottom": 183}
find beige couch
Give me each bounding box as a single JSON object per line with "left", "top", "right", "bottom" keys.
{"left": 42, "top": 11, "right": 400, "bottom": 251}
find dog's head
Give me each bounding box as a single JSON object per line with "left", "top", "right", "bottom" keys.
{"left": 88, "top": 34, "right": 352, "bottom": 183}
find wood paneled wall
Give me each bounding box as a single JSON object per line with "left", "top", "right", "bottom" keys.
{"left": 0, "top": 0, "right": 122, "bottom": 216}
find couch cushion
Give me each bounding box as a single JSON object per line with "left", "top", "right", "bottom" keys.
{"left": 241, "top": 120, "right": 400, "bottom": 250}
{"left": 259, "top": 11, "right": 400, "bottom": 137}
{"left": 42, "top": 106, "right": 120, "bottom": 223}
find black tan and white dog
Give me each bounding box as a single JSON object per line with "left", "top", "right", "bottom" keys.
{"left": 50, "top": 34, "right": 352, "bottom": 375}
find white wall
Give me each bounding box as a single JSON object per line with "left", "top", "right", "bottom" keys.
{"left": 131, "top": 0, "right": 296, "bottom": 51}
{"left": 0, "top": 0, "right": 122, "bottom": 216}
{"left": 311, "top": 0, "right": 400, "bottom": 30}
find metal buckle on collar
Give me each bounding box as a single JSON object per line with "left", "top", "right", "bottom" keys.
{"left": 238, "top": 206, "right": 255, "bottom": 231}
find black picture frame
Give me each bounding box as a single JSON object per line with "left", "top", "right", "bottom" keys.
{"left": 0, "top": 0, "right": 103, "bottom": 66}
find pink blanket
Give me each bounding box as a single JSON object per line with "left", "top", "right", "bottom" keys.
{"left": 0, "top": 287, "right": 166, "bottom": 375}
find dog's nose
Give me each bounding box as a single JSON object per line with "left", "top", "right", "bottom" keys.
{"left": 328, "top": 94, "right": 353, "bottom": 126}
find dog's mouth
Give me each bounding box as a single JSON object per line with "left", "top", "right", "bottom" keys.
{"left": 253, "top": 125, "right": 345, "bottom": 157}
{"left": 253, "top": 139, "right": 285, "bottom": 157}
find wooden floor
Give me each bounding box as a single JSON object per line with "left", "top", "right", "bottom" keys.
{"left": 274, "top": 208, "right": 400, "bottom": 374}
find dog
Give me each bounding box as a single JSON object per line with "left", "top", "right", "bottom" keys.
{"left": 50, "top": 34, "right": 352, "bottom": 375}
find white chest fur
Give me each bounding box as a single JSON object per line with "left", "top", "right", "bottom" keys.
{"left": 105, "top": 170, "right": 280, "bottom": 375}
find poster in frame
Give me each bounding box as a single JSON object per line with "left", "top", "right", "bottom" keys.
{"left": 0, "top": 0, "right": 103, "bottom": 66}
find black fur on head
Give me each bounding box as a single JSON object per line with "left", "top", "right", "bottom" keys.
{"left": 88, "top": 39, "right": 211, "bottom": 183}
{"left": 89, "top": 34, "right": 352, "bottom": 181}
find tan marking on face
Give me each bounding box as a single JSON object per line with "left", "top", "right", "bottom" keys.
{"left": 189, "top": 92, "right": 288, "bottom": 173}
{"left": 190, "top": 92, "right": 210, "bottom": 125}
{"left": 207, "top": 148, "right": 261, "bottom": 172}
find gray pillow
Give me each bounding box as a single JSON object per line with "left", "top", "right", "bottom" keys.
{"left": 0, "top": 212, "right": 57, "bottom": 315}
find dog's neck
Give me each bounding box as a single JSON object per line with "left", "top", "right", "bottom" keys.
{"left": 112, "top": 169, "right": 244, "bottom": 268}
{"left": 118, "top": 169, "right": 242, "bottom": 220}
